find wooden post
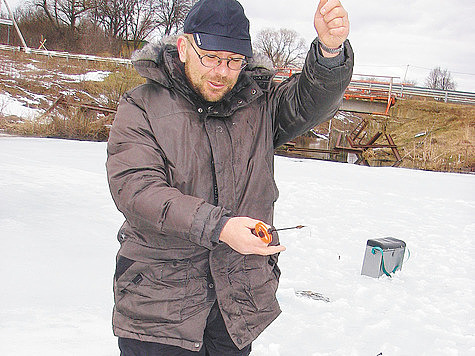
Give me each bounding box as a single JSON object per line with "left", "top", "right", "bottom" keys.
{"left": 2, "top": 0, "right": 29, "bottom": 51}
{"left": 386, "top": 77, "right": 393, "bottom": 114}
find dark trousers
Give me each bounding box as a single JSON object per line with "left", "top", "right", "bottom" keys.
{"left": 118, "top": 302, "right": 251, "bottom": 356}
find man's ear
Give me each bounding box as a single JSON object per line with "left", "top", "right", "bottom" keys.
{"left": 177, "top": 36, "right": 187, "bottom": 63}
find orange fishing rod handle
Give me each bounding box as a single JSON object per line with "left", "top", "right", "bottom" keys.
{"left": 253, "top": 222, "right": 272, "bottom": 244}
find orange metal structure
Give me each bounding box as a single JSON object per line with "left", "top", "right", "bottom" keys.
{"left": 274, "top": 69, "right": 398, "bottom": 115}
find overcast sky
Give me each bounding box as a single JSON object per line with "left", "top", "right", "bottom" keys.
{"left": 239, "top": 0, "right": 475, "bottom": 92}
{"left": 3, "top": 0, "right": 475, "bottom": 91}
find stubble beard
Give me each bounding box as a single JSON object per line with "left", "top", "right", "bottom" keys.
{"left": 184, "top": 62, "right": 237, "bottom": 103}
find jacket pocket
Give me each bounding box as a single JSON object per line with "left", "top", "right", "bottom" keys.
{"left": 114, "top": 257, "right": 188, "bottom": 323}
{"left": 243, "top": 255, "right": 279, "bottom": 311}
{"left": 115, "top": 255, "right": 135, "bottom": 281}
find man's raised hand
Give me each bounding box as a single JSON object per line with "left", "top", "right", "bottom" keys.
{"left": 314, "top": 0, "right": 350, "bottom": 53}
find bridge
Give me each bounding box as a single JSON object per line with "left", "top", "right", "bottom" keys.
{"left": 273, "top": 70, "right": 474, "bottom": 166}
{"left": 275, "top": 69, "right": 475, "bottom": 115}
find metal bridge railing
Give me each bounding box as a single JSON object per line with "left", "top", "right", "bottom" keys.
{"left": 349, "top": 75, "right": 475, "bottom": 105}
{"left": 276, "top": 70, "right": 475, "bottom": 106}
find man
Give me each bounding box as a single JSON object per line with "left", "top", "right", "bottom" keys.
{"left": 106, "top": 0, "right": 353, "bottom": 354}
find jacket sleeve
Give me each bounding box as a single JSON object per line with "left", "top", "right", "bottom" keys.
{"left": 106, "top": 91, "right": 228, "bottom": 250}
{"left": 271, "top": 38, "right": 354, "bottom": 148}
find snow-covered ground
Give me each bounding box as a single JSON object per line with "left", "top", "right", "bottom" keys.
{"left": 0, "top": 92, "right": 44, "bottom": 119}
{"left": 57, "top": 71, "right": 111, "bottom": 83}
{"left": 0, "top": 50, "right": 112, "bottom": 120}
{"left": 0, "top": 136, "right": 473, "bottom": 355}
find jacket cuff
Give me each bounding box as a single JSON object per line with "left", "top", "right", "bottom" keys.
{"left": 304, "top": 38, "right": 354, "bottom": 87}
{"left": 210, "top": 216, "right": 231, "bottom": 244}
{"left": 315, "top": 38, "right": 345, "bottom": 69}
{"left": 189, "top": 203, "right": 230, "bottom": 249}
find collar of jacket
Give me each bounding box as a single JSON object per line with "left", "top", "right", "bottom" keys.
{"left": 131, "top": 41, "right": 275, "bottom": 118}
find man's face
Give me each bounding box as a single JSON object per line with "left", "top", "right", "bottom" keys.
{"left": 178, "top": 36, "right": 243, "bottom": 102}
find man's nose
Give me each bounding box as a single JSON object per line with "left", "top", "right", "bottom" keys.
{"left": 213, "top": 60, "right": 230, "bottom": 76}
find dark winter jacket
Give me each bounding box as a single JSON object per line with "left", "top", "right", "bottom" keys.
{"left": 106, "top": 38, "right": 353, "bottom": 351}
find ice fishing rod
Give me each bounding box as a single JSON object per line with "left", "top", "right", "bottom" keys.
{"left": 251, "top": 222, "right": 305, "bottom": 244}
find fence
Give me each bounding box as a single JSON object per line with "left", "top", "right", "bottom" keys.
{"left": 0, "top": 44, "right": 132, "bottom": 65}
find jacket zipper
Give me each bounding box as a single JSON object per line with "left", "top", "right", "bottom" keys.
{"left": 211, "top": 157, "right": 218, "bottom": 205}
{"left": 204, "top": 115, "right": 219, "bottom": 206}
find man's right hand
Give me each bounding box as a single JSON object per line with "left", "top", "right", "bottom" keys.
{"left": 219, "top": 217, "right": 286, "bottom": 255}
{"left": 314, "top": 0, "right": 349, "bottom": 55}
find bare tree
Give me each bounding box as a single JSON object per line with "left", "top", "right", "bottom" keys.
{"left": 57, "top": 0, "right": 93, "bottom": 31}
{"left": 254, "top": 28, "right": 307, "bottom": 68}
{"left": 155, "top": 0, "right": 196, "bottom": 37}
{"left": 425, "top": 67, "right": 457, "bottom": 91}
{"left": 23, "top": 0, "right": 198, "bottom": 53}
{"left": 29, "top": 0, "right": 93, "bottom": 50}
{"left": 93, "top": 0, "right": 195, "bottom": 43}
{"left": 33, "top": 0, "right": 61, "bottom": 31}
{"left": 33, "top": 0, "right": 92, "bottom": 33}
{"left": 91, "top": 0, "right": 129, "bottom": 40}
{"left": 128, "top": 0, "right": 157, "bottom": 49}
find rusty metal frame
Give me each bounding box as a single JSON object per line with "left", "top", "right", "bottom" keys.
{"left": 333, "top": 119, "right": 402, "bottom": 166}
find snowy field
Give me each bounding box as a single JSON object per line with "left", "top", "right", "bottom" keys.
{"left": 0, "top": 92, "right": 45, "bottom": 119}
{"left": 0, "top": 136, "right": 473, "bottom": 355}
{"left": 0, "top": 49, "right": 112, "bottom": 120}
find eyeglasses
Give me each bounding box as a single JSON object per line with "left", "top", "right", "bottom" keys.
{"left": 186, "top": 38, "right": 247, "bottom": 71}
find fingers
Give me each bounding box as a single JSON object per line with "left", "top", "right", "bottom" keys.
{"left": 320, "top": 0, "right": 348, "bottom": 27}
{"left": 319, "top": 0, "right": 343, "bottom": 16}
{"left": 317, "top": 0, "right": 326, "bottom": 14}
{"left": 321, "top": 2, "right": 349, "bottom": 36}
{"left": 314, "top": 0, "right": 349, "bottom": 49}
{"left": 219, "top": 217, "right": 286, "bottom": 256}
{"left": 257, "top": 244, "right": 287, "bottom": 256}
{"left": 247, "top": 230, "right": 287, "bottom": 255}
{"left": 243, "top": 222, "right": 286, "bottom": 256}
{"left": 327, "top": 18, "right": 349, "bottom": 37}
